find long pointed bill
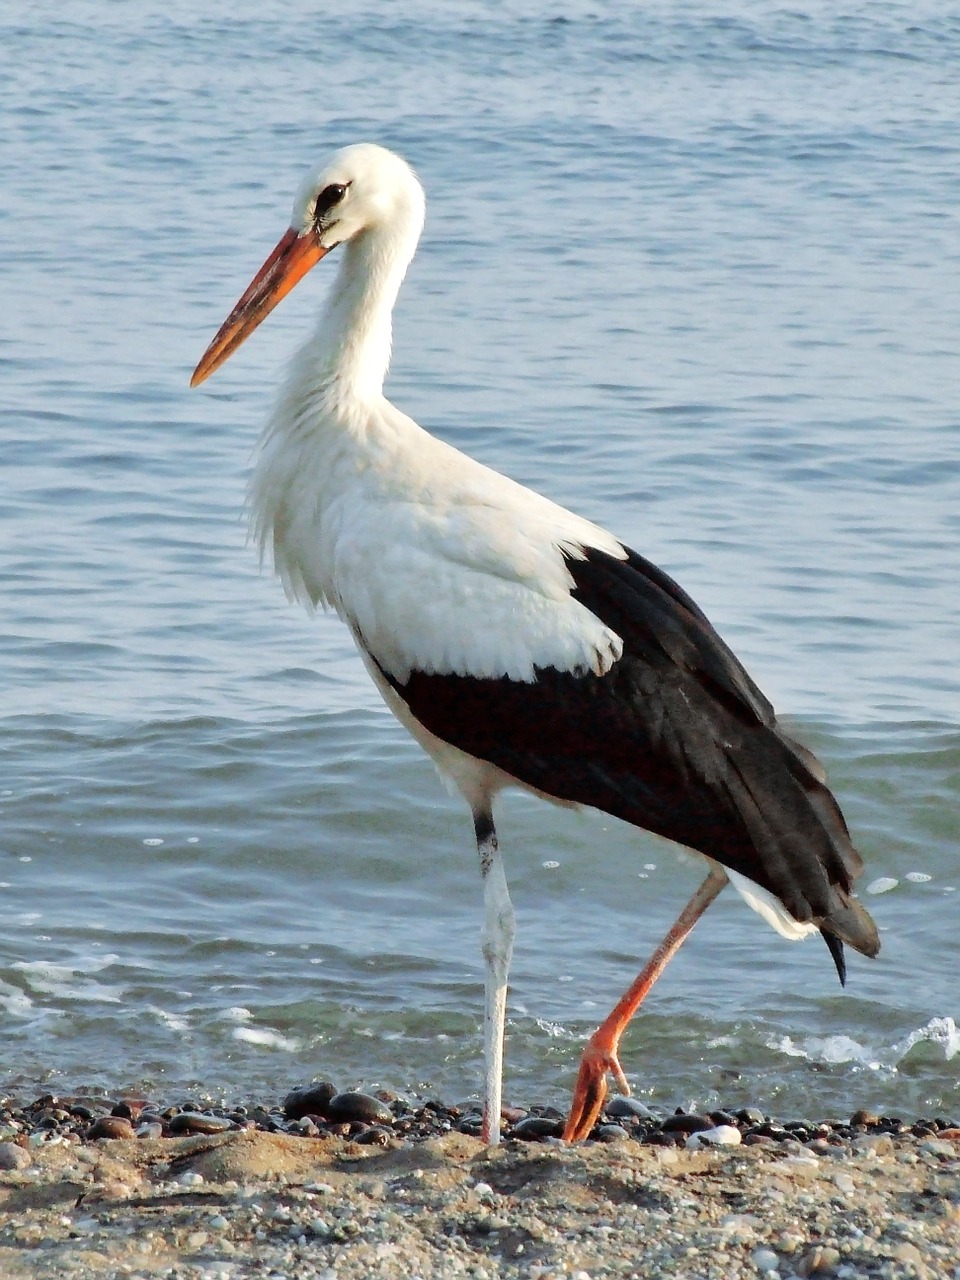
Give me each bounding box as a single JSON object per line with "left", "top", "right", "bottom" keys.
{"left": 190, "top": 226, "right": 329, "bottom": 387}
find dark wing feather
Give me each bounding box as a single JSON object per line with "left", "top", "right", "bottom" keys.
{"left": 380, "top": 544, "right": 879, "bottom": 963}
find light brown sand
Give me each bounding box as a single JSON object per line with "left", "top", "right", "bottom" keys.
{"left": 1, "top": 1129, "right": 958, "bottom": 1279}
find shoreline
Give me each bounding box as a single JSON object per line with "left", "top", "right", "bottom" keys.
{"left": 1, "top": 1091, "right": 958, "bottom": 1278}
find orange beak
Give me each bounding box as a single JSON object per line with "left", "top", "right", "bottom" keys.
{"left": 190, "top": 226, "right": 330, "bottom": 387}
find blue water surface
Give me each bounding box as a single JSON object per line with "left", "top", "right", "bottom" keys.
{"left": 1, "top": 1, "right": 958, "bottom": 1119}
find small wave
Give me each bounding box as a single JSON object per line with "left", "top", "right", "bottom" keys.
{"left": 771, "top": 1016, "right": 960, "bottom": 1076}
{"left": 776, "top": 1032, "right": 886, "bottom": 1070}
{"left": 147, "top": 1006, "right": 191, "bottom": 1034}
{"left": 232, "top": 1026, "right": 300, "bottom": 1052}
{"left": 12, "top": 955, "right": 124, "bottom": 1003}
{"left": 897, "top": 1016, "right": 960, "bottom": 1063}
{"left": 0, "top": 978, "right": 34, "bottom": 1019}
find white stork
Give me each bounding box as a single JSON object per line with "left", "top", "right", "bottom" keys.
{"left": 191, "top": 143, "right": 880, "bottom": 1145}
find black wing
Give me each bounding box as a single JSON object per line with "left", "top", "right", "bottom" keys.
{"left": 378, "top": 544, "right": 879, "bottom": 965}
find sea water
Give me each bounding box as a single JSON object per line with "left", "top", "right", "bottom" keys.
{"left": 2, "top": 0, "right": 958, "bottom": 1119}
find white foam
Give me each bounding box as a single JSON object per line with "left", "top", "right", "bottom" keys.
{"left": 773, "top": 1016, "right": 960, "bottom": 1077}
{"left": 905, "top": 871, "right": 932, "bottom": 883}
{"left": 0, "top": 978, "right": 34, "bottom": 1018}
{"left": 148, "top": 1006, "right": 191, "bottom": 1034}
{"left": 775, "top": 1033, "right": 884, "bottom": 1071}
{"left": 232, "top": 1026, "right": 300, "bottom": 1052}
{"left": 12, "top": 954, "right": 123, "bottom": 1003}
{"left": 534, "top": 1018, "right": 566, "bottom": 1039}
{"left": 865, "top": 876, "right": 899, "bottom": 895}
{"left": 897, "top": 1016, "right": 960, "bottom": 1062}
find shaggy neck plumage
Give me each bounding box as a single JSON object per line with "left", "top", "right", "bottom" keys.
{"left": 293, "top": 219, "right": 418, "bottom": 414}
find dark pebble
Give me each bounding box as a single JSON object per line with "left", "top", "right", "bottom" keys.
{"left": 69, "top": 1105, "right": 98, "bottom": 1122}
{"left": 660, "top": 1113, "right": 713, "bottom": 1135}
{"left": 850, "top": 1108, "right": 879, "bottom": 1127}
{"left": 283, "top": 1082, "right": 337, "bottom": 1120}
{"left": 511, "top": 1116, "right": 564, "bottom": 1141}
{"left": 88, "top": 1116, "right": 135, "bottom": 1140}
{"left": 168, "top": 1112, "right": 235, "bottom": 1136}
{"left": 736, "top": 1107, "right": 766, "bottom": 1126}
{"left": 710, "top": 1110, "right": 739, "bottom": 1128}
{"left": 354, "top": 1125, "right": 395, "bottom": 1147}
{"left": 594, "top": 1124, "right": 630, "bottom": 1144}
{"left": 111, "top": 1100, "right": 148, "bottom": 1120}
{"left": 605, "top": 1096, "right": 654, "bottom": 1120}
{"left": 325, "top": 1091, "right": 393, "bottom": 1126}
{"left": 287, "top": 1118, "right": 320, "bottom": 1137}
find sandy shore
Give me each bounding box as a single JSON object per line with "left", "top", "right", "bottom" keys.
{"left": 1, "top": 1124, "right": 958, "bottom": 1280}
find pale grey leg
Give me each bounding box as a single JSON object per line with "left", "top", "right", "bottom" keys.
{"left": 474, "top": 807, "right": 515, "bottom": 1145}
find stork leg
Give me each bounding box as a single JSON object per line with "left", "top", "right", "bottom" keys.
{"left": 474, "top": 807, "right": 516, "bottom": 1145}
{"left": 563, "top": 864, "right": 728, "bottom": 1142}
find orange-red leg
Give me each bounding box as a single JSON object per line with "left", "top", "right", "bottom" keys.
{"left": 563, "top": 866, "right": 728, "bottom": 1142}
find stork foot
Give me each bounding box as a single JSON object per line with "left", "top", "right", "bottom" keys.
{"left": 562, "top": 1031, "right": 630, "bottom": 1142}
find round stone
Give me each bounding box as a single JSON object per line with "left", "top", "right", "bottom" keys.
{"left": 168, "top": 1112, "right": 234, "bottom": 1136}
{"left": 605, "top": 1096, "right": 655, "bottom": 1120}
{"left": 686, "top": 1124, "right": 742, "bottom": 1149}
{"left": 354, "top": 1125, "right": 394, "bottom": 1147}
{"left": 737, "top": 1107, "right": 766, "bottom": 1126}
{"left": 0, "top": 1143, "right": 31, "bottom": 1170}
{"left": 88, "top": 1116, "right": 135, "bottom": 1140}
{"left": 325, "top": 1092, "right": 393, "bottom": 1126}
{"left": 594, "top": 1124, "right": 630, "bottom": 1143}
{"left": 710, "top": 1110, "right": 739, "bottom": 1128}
{"left": 283, "top": 1082, "right": 337, "bottom": 1120}
{"left": 661, "top": 1112, "right": 713, "bottom": 1135}
{"left": 752, "top": 1247, "right": 780, "bottom": 1273}
{"left": 510, "top": 1115, "right": 564, "bottom": 1140}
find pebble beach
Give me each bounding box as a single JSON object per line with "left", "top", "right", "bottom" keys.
{"left": 1, "top": 1087, "right": 958, "bottom": 1280}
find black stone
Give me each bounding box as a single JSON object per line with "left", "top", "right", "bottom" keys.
{"left": 605, "top": 1096, "right": 653, "bottom": 1120}
{"left": 736, "top": 1107, "right": 766, "bottom": 1126}
{"left": 168, "top": 1112, "right": 235, "bottom": 1136}
{"left": 325, "top": 1091, "right": 394, "bottom": 1126}
{"left": 660, "top": 1113, "right": 713, "bottom": 1135}
{"left": 510, "top": 1116, "right": 564, "bottom": 1141}
{"left": 710, "top": 1110, "right": 739, "bottom": 1128}
{"left": 88, "top": 1116, "right": 135, "bottom": 1140}
{"left": 595, "top": 1124, "right": 630, "bottom": 1143}
{"left": 354, "top": 1125, "right": 394, "bottom": 1146}
{"left": 283, "top": 1082, "right": 338, "bottom": 1120}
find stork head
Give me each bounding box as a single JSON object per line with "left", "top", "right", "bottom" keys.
{"left": 191, "top": 143, "right": 424, "bottom": 387}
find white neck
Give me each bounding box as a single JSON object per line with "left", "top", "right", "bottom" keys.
{"left": 295, "top": 219, "right": 418, "bottom": 411}
{"left": 251, "top": 211, "right": 423, "bottom": 607}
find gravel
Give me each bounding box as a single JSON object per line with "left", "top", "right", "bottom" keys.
{"left": 0, "top": 1089, "right": 958, "bottom": 1279}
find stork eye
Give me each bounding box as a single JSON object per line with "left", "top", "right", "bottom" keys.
{"left": 313, "top": 183, "right": 348, "bottom": 222}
